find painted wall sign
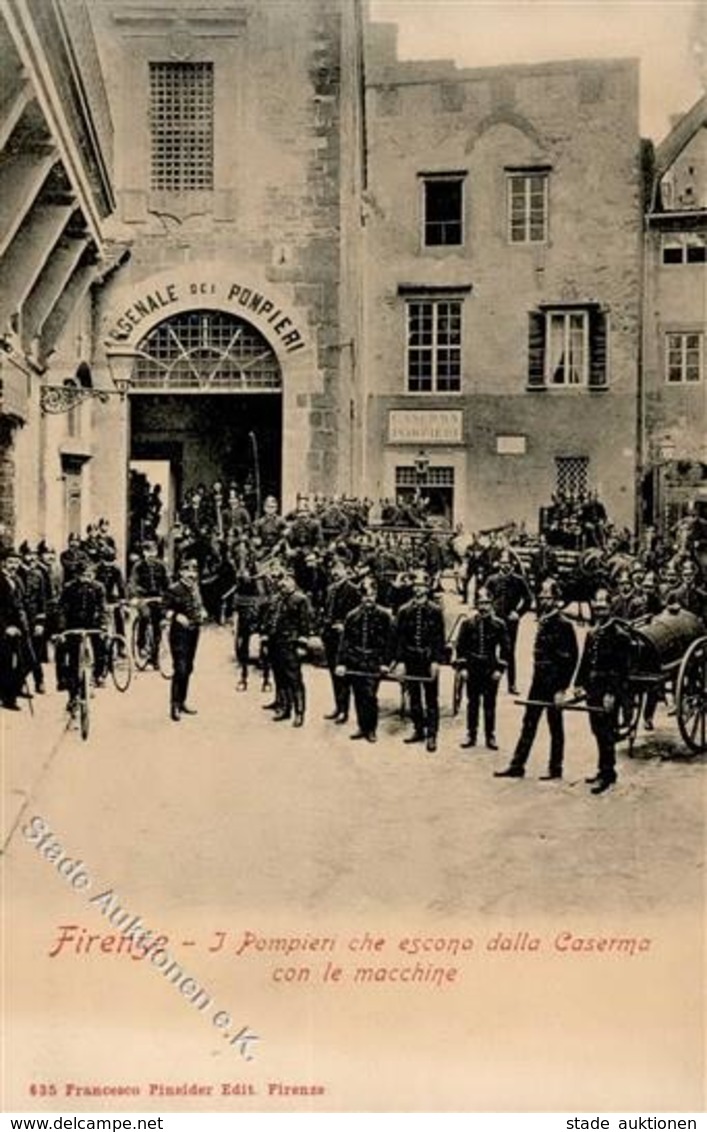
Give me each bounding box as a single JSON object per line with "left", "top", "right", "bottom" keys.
{"left": 388, "top": 409, "right": 463, "bottom": 444}
{"left": 106, "top": 279, "right": 306, "bottom": 354}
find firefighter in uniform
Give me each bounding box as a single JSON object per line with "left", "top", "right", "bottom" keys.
{"left": 128, "top": 539, "right": 170, "bottom": 667}
{"left": 494, "top": 578, "right": 579, "bottom": 779}
{"left": 0, "top": 547, "right": 31, "bottom": 710}
{"left": 393, "top": 570, "right": 446, "bottom": 752}
{"left": 485, "top": 550, "right": 531, "bottom": 695}
{"left": 455, "top": 588, "right": 510, "bottom": 751}
{"left": 266, "top": 570, "right": 312, "bottom": 726}
{"left": 321, "top": 558, "right": 361, "bottom": 723}
{"left": 56, "top": 556, "right": 107, "bottom": 712}
{"left": 573, "top": 587, "right": 633, "bottom": 794}
{"left": 163, "top": 557, "right": 205, "bottom": 721}
{"left": 336, "top": 576, "right": 393, "bottom": 743}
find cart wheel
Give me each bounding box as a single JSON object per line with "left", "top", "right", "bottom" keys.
{"left": 131, "top": 618, "right": 151, "bottom": 671}
{"left": 614, "top": 688, "right": 643, "bottom": 746}
{"left": 79, "top": 671, "right": 90, "bottom": 741}
{"left": 108, "top": 635, "right": 132, "bottom": 692}
{"left": 676, "top": 636, "right": 707, "bottom": 753}
{"left": 452, "top": 669, "right": 465, "bottom": 715}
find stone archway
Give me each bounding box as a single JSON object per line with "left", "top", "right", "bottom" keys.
{"left": 128, "top": 308, "right": 284, "bottom": 543}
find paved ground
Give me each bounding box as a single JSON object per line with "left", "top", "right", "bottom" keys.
{"left": 3, "top": 608, "right": 705, "bottom": 1112}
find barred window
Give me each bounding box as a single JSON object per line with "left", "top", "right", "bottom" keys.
{"left": 396, "top": 466, "right": 454, "bottom": 488}
{"left": 555, "top": 456, "right": 589, "bottom": 496}
{"left": 150, "top": 62, "right": 214, "bottom": 191}
{"left": 665, "top": 332, "right": 703, "bottom": 384}
{"left": 508, "top": 172, "right": 548, "bottom": 244}
{"left": 406, "top": 299, "right": 462, "bottom": 392}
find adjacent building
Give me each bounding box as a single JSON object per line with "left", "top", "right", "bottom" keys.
{"left": 361, "top": 26, "right": 643, "bottom": 530}
{"left": 641, "top": 96, "right": 707, "bottom": 533}
{"left": 0, "top": 0, "right": 116, "bottom": 547}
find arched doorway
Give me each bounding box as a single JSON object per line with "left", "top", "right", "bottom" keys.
{"left": 127, "top": 308, "right": 282, "bottom": 551}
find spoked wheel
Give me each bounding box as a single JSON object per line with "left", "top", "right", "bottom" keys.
{"left": 79, "top": 671, "right": 90, "bottom": 741}
{"left": 108, "top": 635, "right": 132, "bottom": 692}
{"left": 615, "top": 689, "right": 643, "bottom": 746}
{"left": 131, "top": 618, "right": 153, "bottom": 671}
{"left": 158, "top": 627, "right": 173, "bottom": 680}
{"left": 676, "top": 636, "right": 707, "bottom": 753}
{"left": 452, "top": 668, "right": 466, "bottom": 715}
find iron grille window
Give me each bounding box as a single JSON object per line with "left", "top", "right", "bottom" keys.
{"left": 508, "top": 172, "right": 548, "bottom": 244}
{"left": 150, "top": 62, "right": 214, "bottom": 191}
{"left": 407, "top": 299, "right": 462, "bottom": 392}
{"left": 423, "top": 177, "right": 464, "bottom": 246}
{"left": 132, "top": 310, "right": 282, "bottom": 390}
{"left": 555, "top": 456, "right": 589, "bottom": 496}
{"left": 665, "top": 332, "right": 703, "bottom": 384}
{"left": 396, "top": 466, "right": 454, "bottom": 488}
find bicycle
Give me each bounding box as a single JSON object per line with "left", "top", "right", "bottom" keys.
{"left": 55, "top": 628, "right": 106, "bottom": 741}
{"left": 130, "top": 597, "right": 172, "bottom": 679}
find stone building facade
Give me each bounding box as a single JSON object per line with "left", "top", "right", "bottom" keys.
{"left": 89, "top": 0, "right": 364, "bottom": 549}
{"left": 361, "top": 24, "right": 643, "bottom": 531}
{"left": 642, "top": 97, "right": 707, "bottom": 531}
{"left": 0, "top": 0, "right": 115, "bottom": 548}
{"left": 2, "top": 0, "right": 680, "bottom": 552}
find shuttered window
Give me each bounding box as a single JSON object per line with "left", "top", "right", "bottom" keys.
{"left": 527, "top": 307, "right": 608, "bottom": 389}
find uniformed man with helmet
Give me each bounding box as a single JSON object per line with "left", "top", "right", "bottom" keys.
{"left": 392, "top": 569, "right": 446, "bottom": 752}
{"left": 573, "top": 586, "right": 633, "bottom": 794}
{"left": 494, "top": 578, "right": 578, "bottom": 779}
{"left": 455, "top": 588, "right": 510, "bottom": 751}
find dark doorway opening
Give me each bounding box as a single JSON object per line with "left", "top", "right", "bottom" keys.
{"left": 129, "top": 393, "right": 282, "bottom": 549}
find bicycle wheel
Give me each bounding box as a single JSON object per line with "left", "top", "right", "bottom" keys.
{"left": 108, "top": 636, "right": 132, "bottom": 692}
{"left": 453, "top": 669, "right": 465, "bottom": 715}
{"left": 158, "top": 627, "right": 173, "bottom": 680}
{"left": 131, "top": 617, "right": 152, "bottom": 671}
{"left": 79, "top": 670, "right": 90, "bottom": 741}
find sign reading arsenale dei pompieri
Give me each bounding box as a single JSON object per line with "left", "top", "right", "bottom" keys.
{"left": 105, "top": 277, "right": 307, "bottom": 355}
{"left": 388, "top": 409, "right": 464, "bottom": 444}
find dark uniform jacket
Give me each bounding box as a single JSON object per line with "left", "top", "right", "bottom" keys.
{"left": 253, "top": 514, "right": 286, "bottom": 553}
{"left": 269, "top": 590, "right": 312, "bottom": 643}
{"left": 323, "top": 578, "right": 361, "bottom": 631}
{"left": 164, "top": 579, "right": 204, "bottom": 627}
{"left": 394, "top": 598, "right": 446, "bottom": 665}
{"left": 529, "top": 610, "right": 578, "bottom": 694}
{"left": 575, "top": 618, "right": 633, "bottom": 697}
{"left": 128, "top": 557, "right": 170, "bottom": 597}
{"left": 95, "top": 562, "right": 126, "bottom": 603}
{"left": 58, "top": 578, "right": 107, "bottom": 632}
{"left": 0, "top": 571, "right": 29, "bottom": 634}
{"left": 667, "top": 581, "right": 707, "bottom": 624}
{"left": 17, "top": 564, "right": 47, "bottom": 627}
{"left": 485, "top": 570, "right": 532, "bottom": 620}
{"left": 455, "top": 612, "right": 510, "bottom": 673}
{"left": 337, "top": 603, "right": 394, "bottom": 673}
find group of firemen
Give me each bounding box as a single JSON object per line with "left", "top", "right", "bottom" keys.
{"left": 3, "top": 491, "right": 706, "bottom": 796}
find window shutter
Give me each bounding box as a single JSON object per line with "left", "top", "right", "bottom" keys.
{"left": 527, "top": 311, "right": 545, "bottom": 388}
{"left": 589, "top": 308, "right": 608, "bottom": 388}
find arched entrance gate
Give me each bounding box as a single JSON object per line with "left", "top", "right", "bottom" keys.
{"left": 127, "top": 308, "right": 282, "bottom": 549}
